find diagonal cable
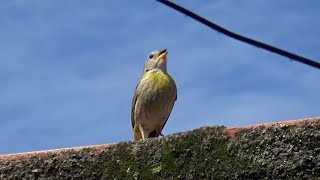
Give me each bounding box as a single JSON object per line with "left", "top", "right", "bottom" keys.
{"left": 156, "top": 0, "right": 320, "bottom": 69}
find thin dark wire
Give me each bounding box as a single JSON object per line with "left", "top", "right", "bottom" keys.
{"left": 156, "top": 0, "right": 320, "bottom": 69}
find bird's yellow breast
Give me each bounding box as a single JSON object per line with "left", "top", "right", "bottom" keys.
{"left": 141, "top": 69, "right": 175, "bottom": 92}
{"left": 138, "top": 69, "right": 176, "bottom": 113}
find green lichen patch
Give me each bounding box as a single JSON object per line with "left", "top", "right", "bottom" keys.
{"left": 98, "top": 126, "right": 254, "bottom": 179}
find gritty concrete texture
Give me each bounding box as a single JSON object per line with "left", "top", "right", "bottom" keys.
{"left": 0, "top": 116, "right": 319, "bottom": 179}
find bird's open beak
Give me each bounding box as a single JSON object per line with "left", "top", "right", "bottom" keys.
{"left": 157, "top": 49, "right": 168, "bottom": 60}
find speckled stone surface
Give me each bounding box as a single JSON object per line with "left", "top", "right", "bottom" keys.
{"left": 0, "top": 117, "right": 319, "bottom": 179}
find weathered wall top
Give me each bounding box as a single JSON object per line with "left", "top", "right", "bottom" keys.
{"left": 0, "top": 116, "right": 319, "bottom": 179}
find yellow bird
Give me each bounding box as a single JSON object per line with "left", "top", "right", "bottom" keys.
{"left": 131, "top": 49, "right": 177, "bottom": 141}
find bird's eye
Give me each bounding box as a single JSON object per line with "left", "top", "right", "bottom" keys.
{"left": 149, "top": 54, "right": 154, "bottom": 59}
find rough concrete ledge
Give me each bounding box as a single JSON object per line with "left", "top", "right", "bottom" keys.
{"left": 0, "top": 116, "right": 319, "bottom": 179}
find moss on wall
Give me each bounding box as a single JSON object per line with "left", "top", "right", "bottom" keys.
{"left": 0, "top": 120, "right": 319, "bottom": 179}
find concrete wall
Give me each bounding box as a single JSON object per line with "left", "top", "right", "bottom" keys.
{"left": 0, "top": 118, "right": 319, "bottom": 179}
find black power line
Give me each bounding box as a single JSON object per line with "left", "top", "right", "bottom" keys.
{"left": 156, "top": 0, "right": 320, "bottom": 69}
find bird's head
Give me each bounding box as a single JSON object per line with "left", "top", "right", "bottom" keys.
{"left": 143, "top": 49, "right": 168, "bottom": 73}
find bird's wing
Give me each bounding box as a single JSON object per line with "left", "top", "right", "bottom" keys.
{"left": 131, "top": 82, "right": 140, "bottom": 129}
{"left": 159, "top": 86, "right": 177, "bottom": 133}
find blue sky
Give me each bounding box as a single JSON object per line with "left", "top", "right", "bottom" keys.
{"left": 1, "top": 1, "right": 319, "bottom": 154}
